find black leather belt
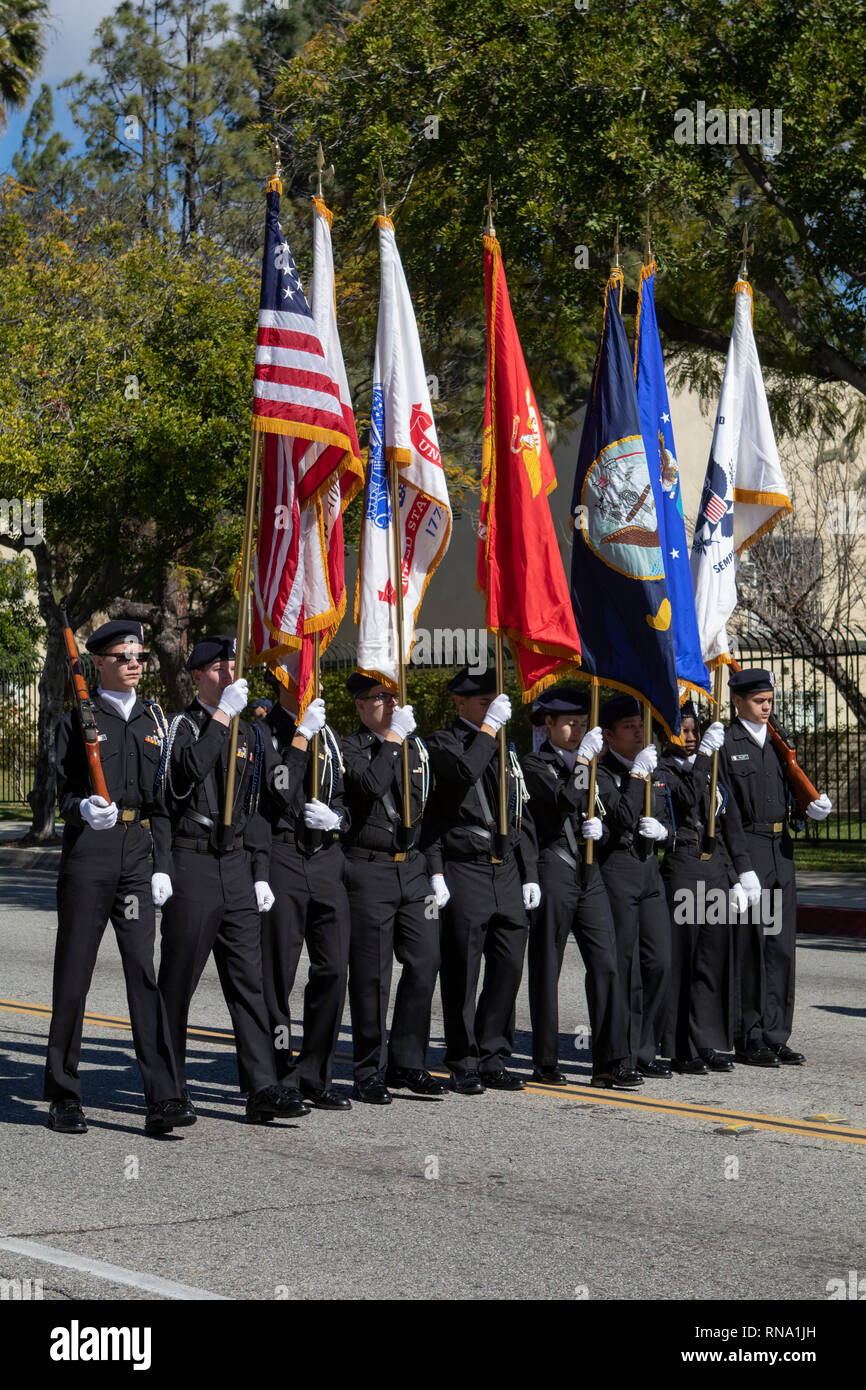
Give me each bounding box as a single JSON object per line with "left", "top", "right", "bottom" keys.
{"left": 173, "top": 835, "right": 241, "bottom": 854}
{"left": 744, "top": 821, "right": 784, "bottom": 835}
{"left": 345, "top": 847, "right": 418, "bottom": 864}
{"left": 550, "top": 845, "right": 578, "bottom": 871}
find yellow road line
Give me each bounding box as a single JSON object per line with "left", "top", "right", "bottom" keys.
{"left": 3, "top": 996, "right": 864, "bottom": 1145}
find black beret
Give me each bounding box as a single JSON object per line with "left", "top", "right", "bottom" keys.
{"left": 446, "top": 666, "right": 497, "bottom": 695}
{"left": 346, "top": 672, "right": 381, "bottom": 696}
{"left": 680, "top": 700, "right": 701, "bottom": 725}
{"left": 599, "top": 694, "right": 641, "bottom": 728}
{"left": 253, "top": 697, "right": 273, "bottom": 712}
{"left": 187, "top": 634, "right": 236, "bottom": 671}
{"left": 85, "top": 620, "right": 144, "bottom": 653}
{"left": 530, "top": 684, "right": 590, "bottom": 724}
{"left": 729, "top": 668, "right": 775, "bottom": 695}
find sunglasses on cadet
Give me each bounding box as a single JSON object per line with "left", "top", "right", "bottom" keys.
{"left": 103, "top": 652, "right": 149, "bottom": 665}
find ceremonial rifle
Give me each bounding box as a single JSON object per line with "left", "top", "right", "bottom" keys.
{"left": 60, "top": 611, "right": 111, "bottom": 804}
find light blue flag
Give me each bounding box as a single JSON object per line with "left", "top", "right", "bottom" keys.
{"left": 634, "top": 261, "right": 710, "bottom": 697}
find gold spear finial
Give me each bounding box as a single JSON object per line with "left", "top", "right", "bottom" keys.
{"left": 644, "top": 207, "right": 653, "bottom": 266}
{"left": 738, "top": 223, "right": 755, "bottom": 280}
{"left": 271, "top": 136, "right": 281, "bottom": 181}
{"left": 311, "top": 142, "right": 334, "bottom": 200}
{"left": 376, "top": 157, "right": 391, "bottom": 217}
{"left": 612, "top": 220, "right": 621, "bottom": 270}
{"left": 483, "top": 175, "right": 497, "bottom": 236}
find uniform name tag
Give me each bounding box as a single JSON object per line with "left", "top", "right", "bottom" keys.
{"left": 731, "top": 754, "right": 751, "bottom": 761}
{"left": 97, "top": 733, "right": 108, "bottom": 742}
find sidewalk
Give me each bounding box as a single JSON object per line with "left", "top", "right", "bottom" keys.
{"left": 2, "top": 822, "right": 866, "bottom": 936}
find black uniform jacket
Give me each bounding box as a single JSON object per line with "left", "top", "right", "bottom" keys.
{"left": 257, "top": 703, "right": 347, "bottom": 855}
{"left": 56, "top": 694, "right": 171, "bottom": 873}
{"left": 164, "top": 699, "right": 271, "bottom": 880}
{"left": 426, "top": 718, "right": 538, "bottom": 879}
{"left": 341, "top": 727, "right": 442, "bottom": 873}
{"left": 594, "top": 747, "right": 674, "bottom": 862}
{"left": 717, "top": 720, "right": 790, "bottom": 876}
{"left": 659, "top": 751, "right": 736, "bottom": 878}
{"left": 521, "top": 740, "right": 607, "bottom": 855}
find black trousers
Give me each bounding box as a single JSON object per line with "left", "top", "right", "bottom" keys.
{"left": 158, "top": 847, "right": 276, "bottom": 1095}
{"left": 345, "top": 854, "right": 440, "bottom": 1081}
{"left": 439, "top": 856, "right": 528, "bottom": 1075}
{"left": 600, "top": 849, "right": 672, "bottom": 1068}
{"left": 44, "top": 823, "right": 179, "bottom": 1105}
{"left": 530, "top": 851, "right": 628, "bottom": 1071}
{"left": 661, "top": 848, "right": 733, "bottom": 1060}
{"left": 733, "top": 832, "right": 797, "bottom": 1049}
{"left": 260, "top": 841, "right": 350, "bottom": 1093}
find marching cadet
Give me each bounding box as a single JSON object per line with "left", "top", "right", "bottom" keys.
{"left": 522, "top": 687, "right": 638, "bottom": 1089}
{"left": 426, "top": 667, "right": 540, "bottom": 1094}
{"left": 45, "top": 620, "right": 189, "bottom": 1136}
{"left": 342, "top": 674, "right": 449, "bottom": 1103}
{"left": 719, "top": 669, "right": 832, "bottom": 1066}
{"left": 258, "top": 686, "right": 353, "bottom": 1110}
{"left": 595, "top": 695, "right": 674, "bottom": 1079}
{"left": 659, "top": 704, "right": 738, "bottom": 1074}
{"left": 158, "top": 635, "right": 309, "bottom": 1124}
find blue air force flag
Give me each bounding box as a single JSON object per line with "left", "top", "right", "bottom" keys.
{"left": 634, "top": 261, "right": 710, "bottom": 697}
{"left": 570, "top": 271, "right": 680, "bottom": 738}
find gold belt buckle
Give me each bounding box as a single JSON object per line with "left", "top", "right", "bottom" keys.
{"left": 120, "top": 808, "right": 137, "bottom": 824}
{"left": 773, "top": 821, "right": 783, "bottom": 832}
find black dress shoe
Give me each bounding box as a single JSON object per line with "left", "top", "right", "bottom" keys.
{"left": 48, "top": 1100, "right": 87, "bottom": 1134}
{"left": 734, "top": 1046, "right": 780, "bottom": 1067}
{"left": 145, "top": 1099, "right": 195, "bottom": 1134}
{"left": 298, "top": 1085, "right": 352, "bottom": 1111}
{"left": 352, "top": 1077, "right": 392, "bottom": 1105}
{"left": 448, "top": 1071, "right": 486, "bottom": 1095}
{"left": 671, "top": 1058, "right": 709, "bottom": 1075}
{"left": 385, "top": 1067, "right": 447, "bottom": 1096}
{"left": 178, "top": 1088, "right": 198, "bottom": 1121}
{"left": 246, "top": 1084, "right": 311, "bottom": 1123}
{"left": 769, "top": 1044, "right": 806, "bottom": 1065}
{"left": 637, "top": 1059, "right": 672, "bottom": 1078}
{"left": 699, "top": 1049, "right": 735, "bottom": 1072}
{"left": 532, "top": 1066, "right": 568, "bottom": 1085}
{"left": 591, "top": 1064, "right": 644, "bottom": 1089}
{"left": 479, "top": 1067, "right": 526, "bottom": 1091}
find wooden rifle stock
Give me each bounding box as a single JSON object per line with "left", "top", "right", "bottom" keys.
{"left": 61, "top": 611, "right": 111, "bottom": 804}
{"left": 727, "top": 658, "right": 818, "bottom": 815}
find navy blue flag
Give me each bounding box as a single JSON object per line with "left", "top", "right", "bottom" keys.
{"left": 634, "top": 262, "right": 710, "bottom": 698}
{"left": 570, "top": 271, "right": 681, "bottom": 739}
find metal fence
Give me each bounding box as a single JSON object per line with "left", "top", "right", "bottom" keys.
{"left": 2, "top": 632, "right": 864, "bottom": 838}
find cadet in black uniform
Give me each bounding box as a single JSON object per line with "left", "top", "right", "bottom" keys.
{"left": 659, "top": 704, "right": 737, "bottom": 1074}
{"left": 521, "top": 686, "right": 637, "bottom": 1089}
{"left": 158, "top": 635, "right": 308, "bottom": 1124}
{"left": 45, "top": 620, "right": 188, "bottom": 1136}
{"left": 342, "top": 674, "right": 448, "bottom": 1103}
{"left": 258, "top": 687, "right": 353, "bottom": 1111}
{"left": 719, "top": 668, "right": 832, "bottom": 1066}
{"left": 595, "top": 695, "right": 674, "bottom": 1079}
{"left": 427, "top": 668, "right": 539, "bottom": 1094}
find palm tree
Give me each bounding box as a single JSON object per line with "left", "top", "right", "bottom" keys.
{"left": 0, "top": 0, "right": 48, "bottom": 128}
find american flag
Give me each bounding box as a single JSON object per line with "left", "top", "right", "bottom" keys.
{"left": 249, "top": 182, "right": 362, "bottom": 690}
{"left": 703, "top": 490, "right": 728, "bottom": 525}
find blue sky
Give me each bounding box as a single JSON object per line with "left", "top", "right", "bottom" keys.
{"left": 0, "top": 0, "right": 119, "bottom": 171}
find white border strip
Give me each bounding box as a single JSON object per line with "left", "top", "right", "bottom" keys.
{"left": 0, "top": 1237, "right": 231, "bottom": 1300}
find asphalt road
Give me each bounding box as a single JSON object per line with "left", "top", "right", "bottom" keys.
{"left": 1, "top": 866, "right": 864, "bottom": 1305}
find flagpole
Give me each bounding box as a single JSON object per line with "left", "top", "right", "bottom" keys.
{"left": 584, "top": 679, "right": 600, "bottom": 866}
{"left": 643, "top": 702, "right": 653, "bottom": 817}
{"left": 702, "top": 664, "right": 723, "bottom": 856}
{"left": 311, "top": 630, "right": 321, "bottom": 800}
{"left": 221, "top": 426, "right": 263, "bottom": 840}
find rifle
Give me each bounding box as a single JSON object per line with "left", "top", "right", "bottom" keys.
{"left": 728, "top": 658, "right": 819, "bottom": 815}
{"left": 61, "top": 611, "right": 111, "bottom": 804}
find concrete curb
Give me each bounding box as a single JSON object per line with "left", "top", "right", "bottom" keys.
{"left": 797, "top": 905, "right": 866, "bottom": 939}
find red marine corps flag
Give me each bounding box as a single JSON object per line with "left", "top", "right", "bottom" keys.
{"left": 248, "top": 165, "right": 363, "bottom": 709}
{"left": 478, "top": 222, "right": 581, "bottom": 697}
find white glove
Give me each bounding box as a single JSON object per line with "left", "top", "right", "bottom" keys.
{"left": 430, "top": 872, "right": 450, "bottom": 909}
{"left": 151, "top": 873, "right": 173, "bottom": 907}
{"left": 483, "top": 693, "right": 512, "bottom": 733}
{"left": 255, "top": 881, "right": 275, "bottom": 913}
{"left": 296, "top": 697, "right": 326, "bottom": 742}
{"left": 388, "top": 704, "right": 416, "bottom": 742}
{"left": 805, "top": 793, "right": 832, "bottom": 821}
{"left": 580, "top": 816, "right": 603, "bottom": 841}
{"left": 523, "top": 882, "right": 541, "bottom": 911}
{"left": 303, "top": 798, "right": 341, "bottom": 831}
{"left": 577, "top": 726, "right": 604, "bottom": 761}
{"left": 698, "top": 721, "right": 725, "bottom": 755}
{"left": 80, "top": 795, "right": 118, "bottom": 830}
{"left": 729, "top": 881, "right": 749, "bottom": 915}
{"left": 639, "top": 816, "right": 668, "bottom": 841}
{"left": 738, "top": 870, "right": 762, "bottom": 907}
{"left": 217, "top": 678, "right": 249, "bottom": 719}
{"left": 631, "top": 745, "right": 657, "bottom": 778}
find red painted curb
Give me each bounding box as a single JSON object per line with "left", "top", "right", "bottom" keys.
{"left": 797, "top": 905, "right": 866, "bottom": 938}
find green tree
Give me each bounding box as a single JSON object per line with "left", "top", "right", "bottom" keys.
{"left": 0, "top": 0, "right": 48, "bottom": 126}
{"left": 0, "top": 554, "right": 39, "bottom": 660}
